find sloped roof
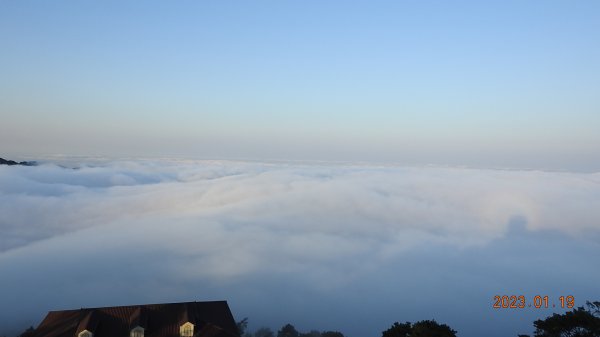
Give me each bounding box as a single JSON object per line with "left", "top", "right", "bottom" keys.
{"left": 33, "top": 301, "right": 239, "bottom": 337}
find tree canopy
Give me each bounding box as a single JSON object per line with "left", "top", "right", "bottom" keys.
{"left": 382, "top": 322, "right": 412, "bottom": 337}
{"left": 533, "top": 301, "right": 600, "bottom": 337}
{"left": 237, "top": 318, "right": 249, "bottom": 336}
{"left": 242, "top": 322, "right": 344, "bottom": 337}
{"left": 277, "top": 324, "right": 299, "bottom": 337}
{"left": 382, "top": 320, "right": 456, "bottom": 337}
{"left": 321, "top": 331, "right": 344, "bottom": 337}
{"left": 254, "top": 327, "right": 275, "bottom": 337}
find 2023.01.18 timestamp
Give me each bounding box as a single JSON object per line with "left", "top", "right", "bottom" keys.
{"left": 493, "top": 295, "right": 575, "bottom": 309}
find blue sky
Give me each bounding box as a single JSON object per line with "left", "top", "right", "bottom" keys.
{"left": 2, "top": 1, "right": 600, "bottom": 169}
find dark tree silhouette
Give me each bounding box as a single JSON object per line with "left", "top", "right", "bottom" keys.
{"left": 237, "top": 318, "right": 249, "bottom": 336}
{"left": 254, "top": 327, "right": 275, "bottom": 337}
{"left": 588, "top": 302, "right": 600, "bottom": 317}
{"left": 299, "top": 330, "right": 321, "bottom": 337}
{"left": 382, "top": 322, "right": 412, "bottom": 337}
{"left": 321, "top": 331, "right": 344, "bottom": 337}
{"left": 410, "top": 320, "right": 456, "bottom": 337}
{"left": 533, "top": 301, "right": 600, "bottom": 337}
{"left": 277, "top": 324, "right": 299, "bottom": 337}
{"left": 382, "top": 320, "right": 456, "bottom": 337}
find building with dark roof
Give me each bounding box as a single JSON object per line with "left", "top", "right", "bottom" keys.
{"left": 33, "top": 301, "right": 239, "bottom": 337}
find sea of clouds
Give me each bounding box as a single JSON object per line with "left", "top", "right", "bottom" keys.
{"left": 1, "top": 159, "right": 599, "bottom": 337}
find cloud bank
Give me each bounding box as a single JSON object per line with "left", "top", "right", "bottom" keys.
{"left": 1, "top": 159, "right": 599, "bottom": 337}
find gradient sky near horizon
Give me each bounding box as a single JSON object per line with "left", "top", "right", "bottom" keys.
{"left": 1, "top": 1, "right": 599, "bottom": 170}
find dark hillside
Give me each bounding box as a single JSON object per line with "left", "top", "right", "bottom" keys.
{"left": 0, "top": 157, "right": 36, "bottom": 166}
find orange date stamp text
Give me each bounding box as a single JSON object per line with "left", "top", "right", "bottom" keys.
{"left": 493, "top": 295, "right": 575, "bottom": 309}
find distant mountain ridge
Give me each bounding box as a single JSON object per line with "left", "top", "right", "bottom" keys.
{"left": 0, "top": 157, "right": 36, "bottom": 166}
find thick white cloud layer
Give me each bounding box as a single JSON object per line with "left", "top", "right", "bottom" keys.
{"left": 1, "top": 160, "right": 599, "bottom": 337}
